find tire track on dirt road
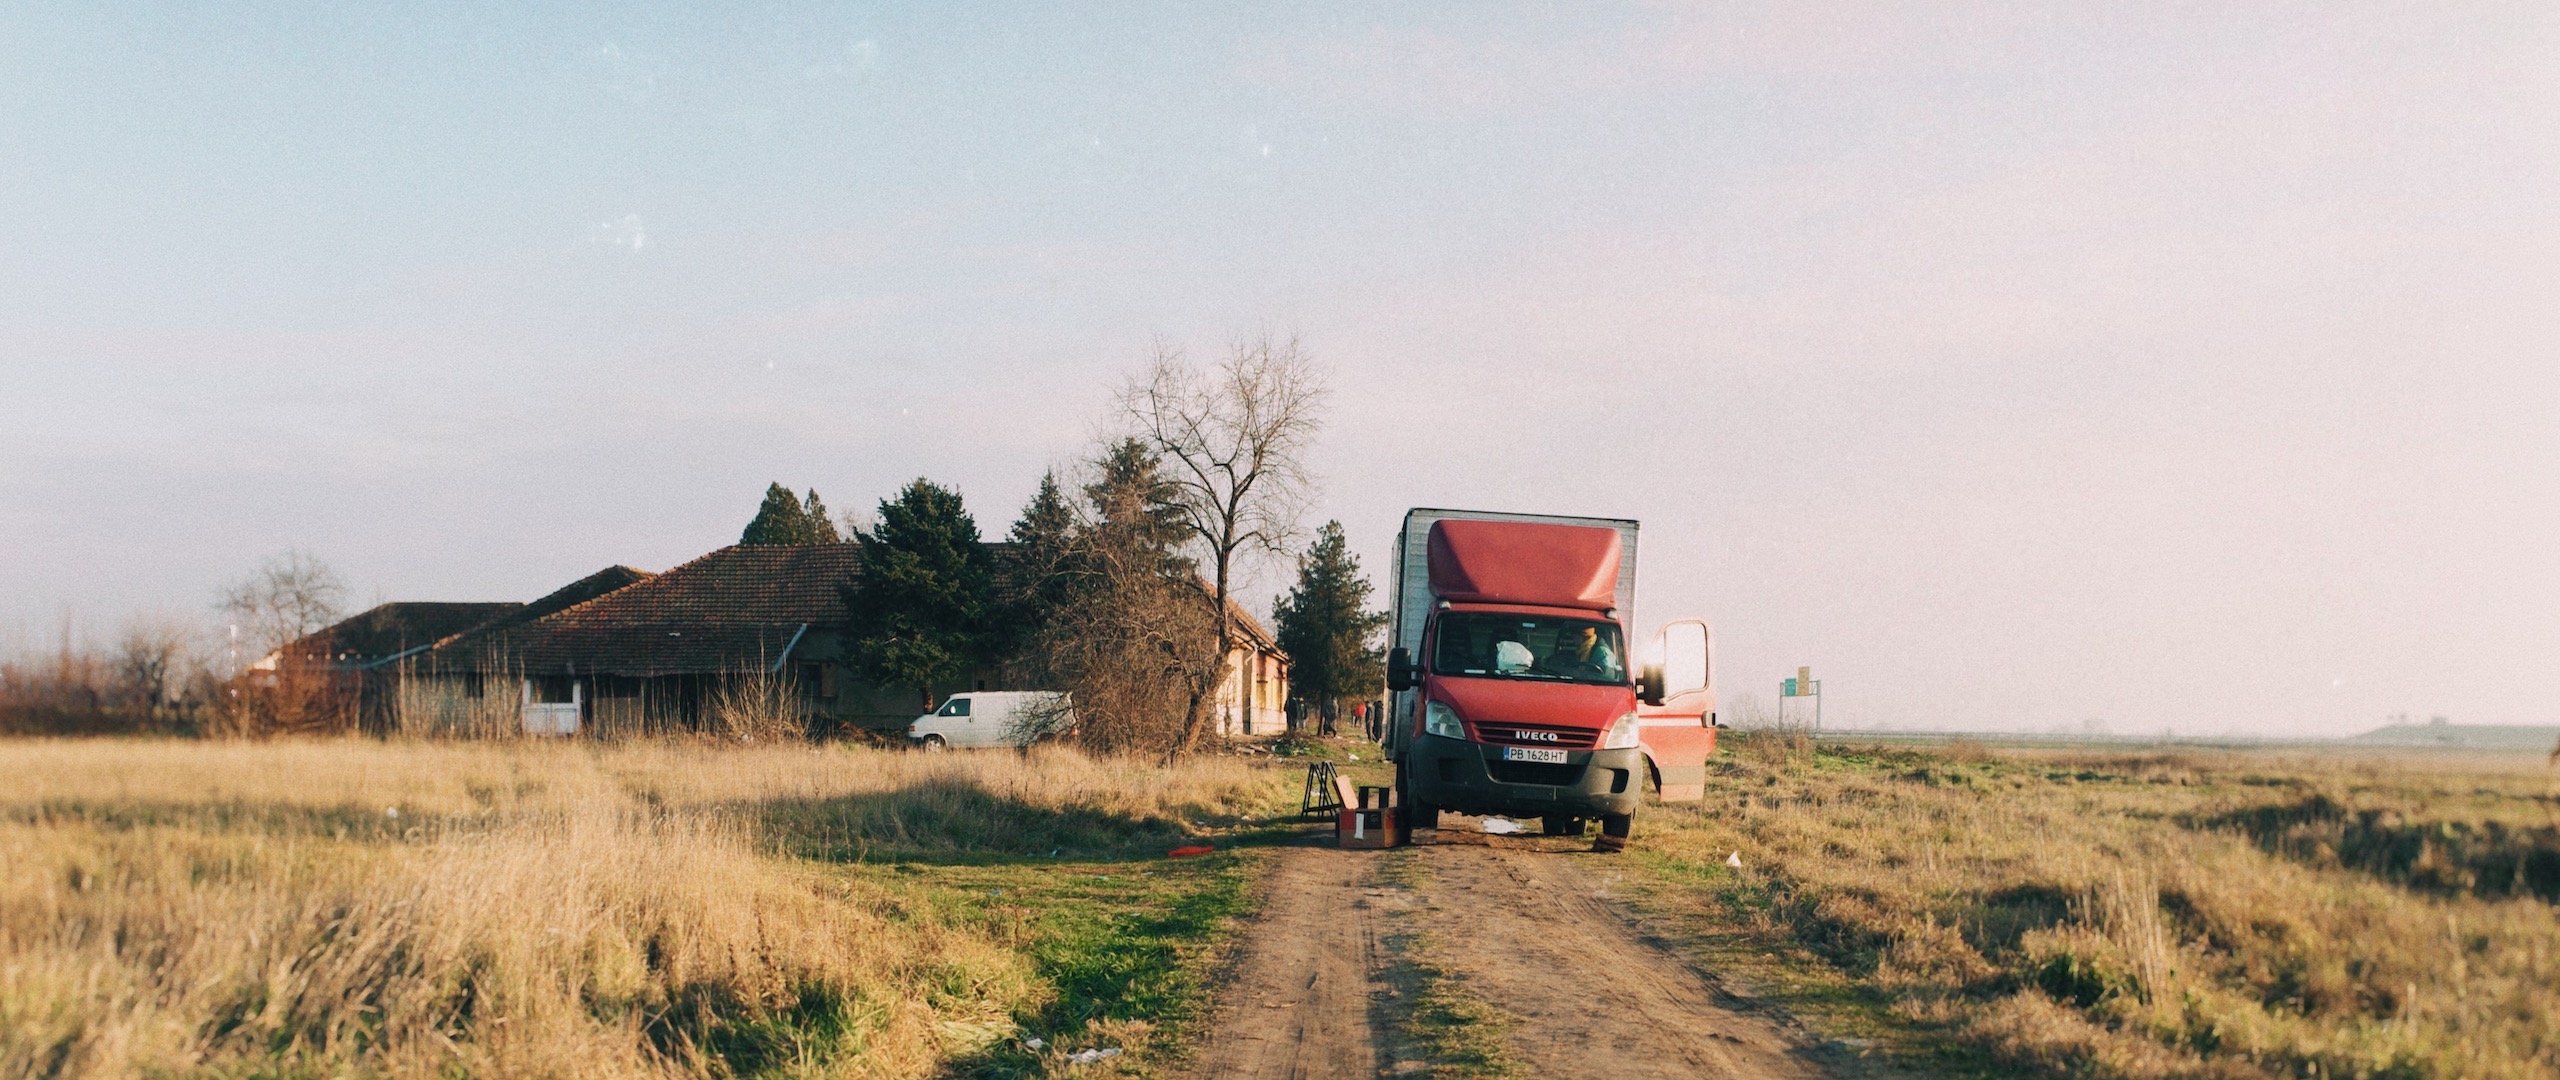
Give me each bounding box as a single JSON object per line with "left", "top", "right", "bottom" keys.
{"left": 1194, "top": 836, "right": 1397, "bottom": 1079}
{"left": 1198, "top": 827, "right": 1838, "bottom": 1079}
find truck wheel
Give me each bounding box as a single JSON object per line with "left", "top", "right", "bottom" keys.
{"left": 919, "top": 734, "right": 947, "bottom": 751}
{"left": 1594, "top": 812, "right": 1633, "bottom": 853}
{"left": 1541, "top": 815, "right": 1585, "bottom": 837}
{"left": 1396, "top": 761, "right": 1438, "bottom": 840}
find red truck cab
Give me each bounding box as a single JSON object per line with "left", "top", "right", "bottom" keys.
{"left": 1382, "top": 511, "right": 1714, "bottom": 848}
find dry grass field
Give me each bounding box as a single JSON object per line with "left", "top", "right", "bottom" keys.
{"left": 13, "top": 733, "right": 2554, "bottom": 1080}
{"left": 1629, "top": 735, "right": 2560, "bottom": 1080}
{"left": 0, "top": 739, "right": 1288, "bottom": 1079}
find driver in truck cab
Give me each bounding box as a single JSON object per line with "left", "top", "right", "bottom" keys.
{"left": 1538, "top": 625, "right": 1621, "bottom": 681}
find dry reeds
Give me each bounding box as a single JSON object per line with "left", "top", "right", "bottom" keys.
{"left": 0, "top": 738, "right": 1276, "bottom": 1077}
{"left": 1643, "top": 745, "right": 2560, "bottom": 1078}
{"left": 701, "top": 665, "right": 809, "bottom": 744}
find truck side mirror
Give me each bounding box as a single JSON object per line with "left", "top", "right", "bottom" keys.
{"left": 1386, "top": 648, "right": 1414, "bottom": 692}
{"left": 1638, "top": 663, "right": 1665, "bottom": 706}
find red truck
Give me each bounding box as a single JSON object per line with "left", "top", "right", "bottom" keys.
{"left": 1382, "top": 509, "right": 1715, "bottom": 850}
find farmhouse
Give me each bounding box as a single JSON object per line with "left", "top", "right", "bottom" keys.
{"left": 457, "top": 544, "right": 899, "bottom": 736}
{"left": 282, "top": 543, "right": 1292, "bottom": 739}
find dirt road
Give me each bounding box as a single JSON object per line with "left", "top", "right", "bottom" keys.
{"left": 1195, "top": 822, "right": 1836, "bottom": 1079}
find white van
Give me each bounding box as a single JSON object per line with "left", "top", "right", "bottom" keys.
{"left": 906, "top": 691, "right": 1074, "bottom": 749}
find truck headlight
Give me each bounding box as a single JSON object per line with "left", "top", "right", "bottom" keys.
{"left": 1601, "top": 711, "right": 1642, "bottom": 749}
{"left": 1424, "top": 701, "right": 1465, "bottom": 739}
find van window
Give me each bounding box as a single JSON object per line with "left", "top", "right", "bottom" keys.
{"left": 936, "top": 698, "right": 971, "bottom": 717}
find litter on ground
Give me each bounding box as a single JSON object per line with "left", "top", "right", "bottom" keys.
{"left": 1167, "top": 845, "right": 1215, "bottom": 858}
{"left": 1726, "top": 851, "right": 1743, "bottom": 868}
{"left": 1480, "top": 817, "right": 1526, "bottom": 835}
{"left": 1067, "top": 1047, "right": 1122, "bottom": 1065}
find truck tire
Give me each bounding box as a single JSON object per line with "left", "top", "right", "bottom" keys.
{"left": 1541, "top": 815, "right": 1585, "bottom": 837}
{"left": 1396, "top": 761, "right": 1439, "bottom": 840}
{"left": 1594, "top": 812, "right": 1633, "bottom": 853}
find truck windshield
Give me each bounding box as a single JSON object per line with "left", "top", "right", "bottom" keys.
{"left": 1431, "top": 613, "right": 1626, "bottom": 685}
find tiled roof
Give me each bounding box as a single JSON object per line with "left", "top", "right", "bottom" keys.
{"left": 514, "top": 545, "right": 862, "bottom": 676}
{"left": 520, "top": 565, "right": 655, "bottom": 622}
{"left": 297, "top": 602, "right": 526, "bottom": 667}
{"left": 426, "top": 565, "right": 655, "bottom": 661}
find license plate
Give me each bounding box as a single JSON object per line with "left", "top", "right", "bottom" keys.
{"left": 1502, "top": 746, "right": 1569, "bottom": 764}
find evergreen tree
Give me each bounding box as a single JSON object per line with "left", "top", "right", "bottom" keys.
{"left": 840, "top": 479, "right": 995, "bottom": 709}
{"left": 998, "top": 472, "right": 1077, "bottom": 658}
{"left": 1010, "top": 472, "right": 1075, "bottom": 560}
{"left": 740, "top": 483, "right": 809, "bottom": 545}
{"left": 801, "top": 489, "right": 844, "bottom": 543}
{"left": 1085, "top": 438, "right": 1190, "bottom": 568}
{"left": 1273, "top": 521, "right": 1388, "bottom": 731}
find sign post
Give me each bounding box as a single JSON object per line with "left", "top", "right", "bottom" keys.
{"left": 1779, "top": 665, "right": 1822, "bottom": 733}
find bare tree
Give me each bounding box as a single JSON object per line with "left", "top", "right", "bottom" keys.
{"left": 1036, "top": 516, "right": 1219, "bottom": 757}
{"left": 1023, "top": 440, "right": 1218, "bottom": 757}
{"left": 209, "top": 551, "right": 351, "bottom": 737}
{"left": 1118, "top": 333, "right": 1325, "bottom": 751}
{"left": 217, "top": 550, "right": 348, "bottom": 662}
{"left": 115, "top": 615, "right": 199, "bottom": 711}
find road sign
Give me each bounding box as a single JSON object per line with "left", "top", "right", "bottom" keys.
{"left": 1778, "top": 666, "right": 1821, "bottom": 731}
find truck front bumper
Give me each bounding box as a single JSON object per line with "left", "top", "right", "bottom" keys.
{"left": 1406, "top": 733, "right": 1644, "bottom": 819}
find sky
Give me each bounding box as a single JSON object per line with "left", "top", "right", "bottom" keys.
{"left": 4, "top": 2, "right": 2555, "bottom": 736}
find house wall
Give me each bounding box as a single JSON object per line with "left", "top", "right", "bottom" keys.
{"left": 1213, "top": 642, "right": 1289, "bottom": 737}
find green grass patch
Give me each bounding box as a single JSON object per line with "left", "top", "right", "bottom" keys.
{"left": 1382, "top": 942, "right": 1526, "bottom": 1080}
{"left": 1368, "top": 850, "right": 1526, "bottom": 1080}
{"left": 844, "top": 848, "right": 1268, "bottom": 1078}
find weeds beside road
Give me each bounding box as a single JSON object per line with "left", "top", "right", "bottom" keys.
{"left": 0, "top": 738, "right": 1290, "bottom": 1079}
{"left": 1625, "top": 735, "right": 2560, "bottom": 1079}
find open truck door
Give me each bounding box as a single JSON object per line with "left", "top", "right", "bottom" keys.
{"left": 1636, "top": 619, "right": 1715, "bottom": 802}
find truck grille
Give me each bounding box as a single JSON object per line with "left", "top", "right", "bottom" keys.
{"left": 1487, "top": 760, "right": 1588, "bottom": 787}
{"left": 1472, "top": 723, "right": 1598, "bottom": 749}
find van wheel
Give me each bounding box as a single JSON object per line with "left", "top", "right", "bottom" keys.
{"left": 1594, "top": 812, "right": 1633, "bottom": 853}
{"left": 919, "top": 735, "right": 946, "bottom": 751}
{"left": 1396, "top": 761, "right": 1438, "bottom": 841}
{"left": 1541, "top": 815, "right": 1585, "bottom": 837}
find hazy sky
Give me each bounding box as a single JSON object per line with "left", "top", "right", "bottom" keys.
{"left": 5, "top": 3, "right": 2555, "bottom": 735}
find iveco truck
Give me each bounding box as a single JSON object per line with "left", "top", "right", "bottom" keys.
{"left": 1382, "top": 509, "right": 1715, "bottom": 850}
